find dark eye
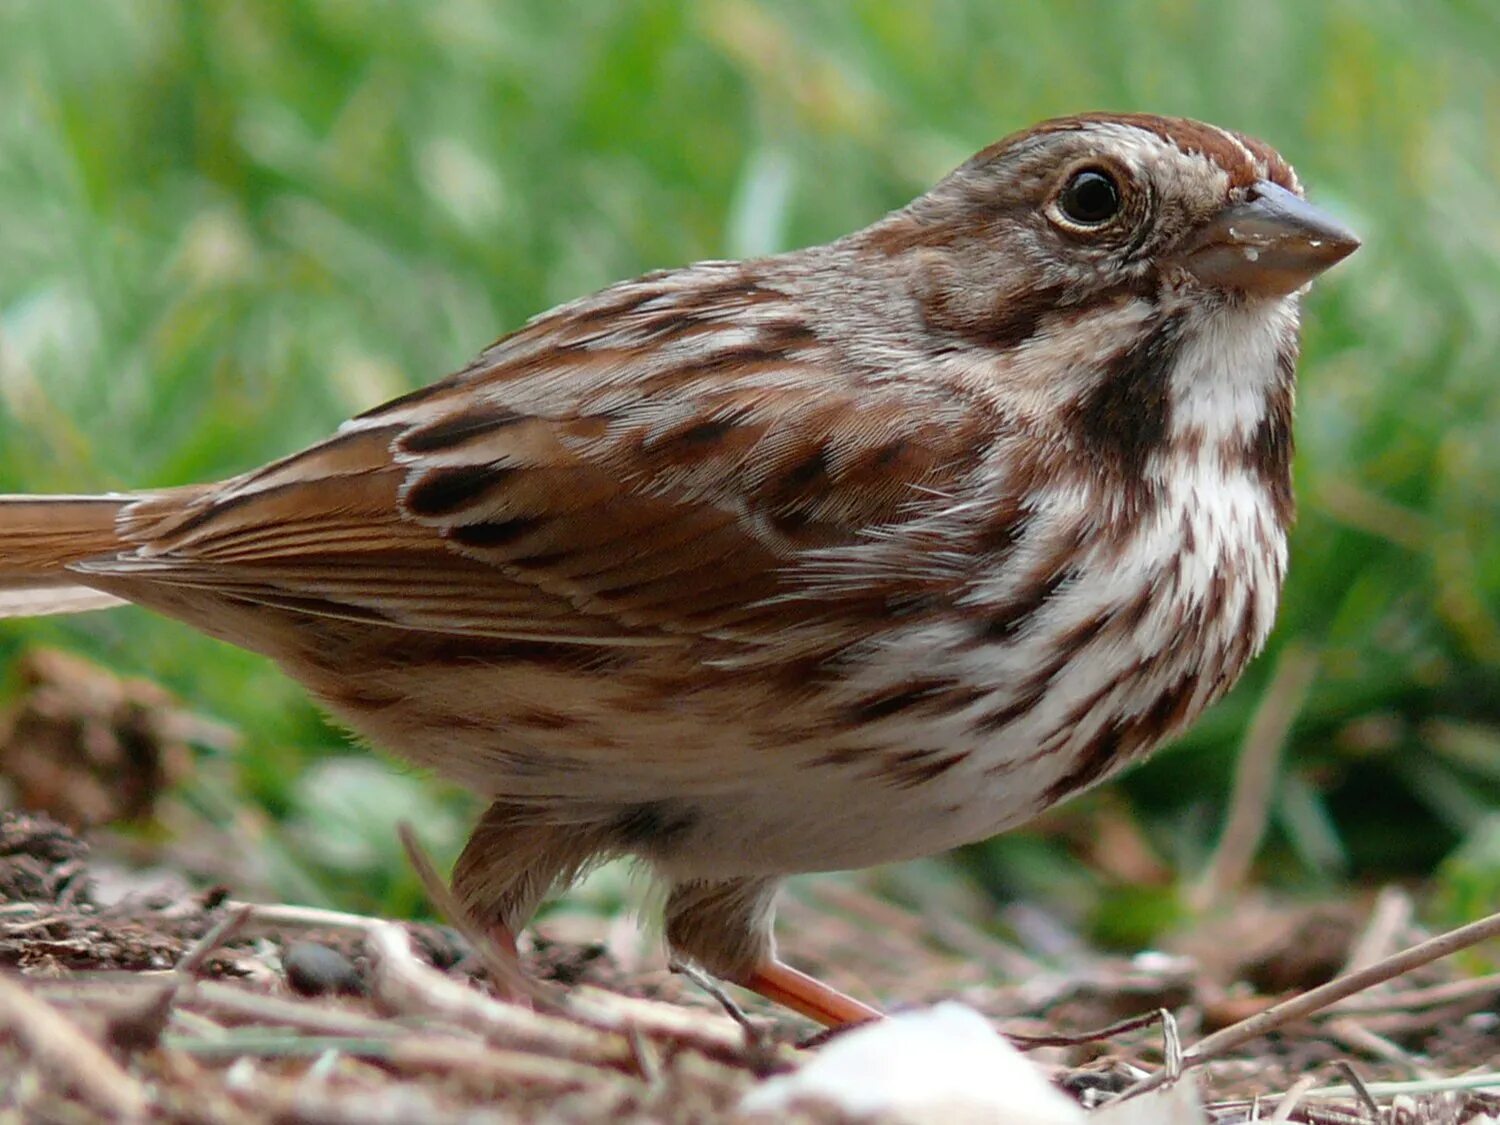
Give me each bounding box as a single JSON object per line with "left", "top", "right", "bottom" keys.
{"left": 1057, "top": 169, "right": 1121, "bottom": 226}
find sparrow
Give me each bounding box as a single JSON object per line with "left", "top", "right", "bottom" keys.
{"left": 0, "top": 113, "right": 1358, "bottom": 1025}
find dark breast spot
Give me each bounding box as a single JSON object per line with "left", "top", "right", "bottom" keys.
{"left": 1066, "top": 313, "right": 1184, "bottom": 493}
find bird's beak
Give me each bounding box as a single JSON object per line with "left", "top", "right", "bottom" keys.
{"left": 1182, "top": 180, "right": 1360, "bottom": 297}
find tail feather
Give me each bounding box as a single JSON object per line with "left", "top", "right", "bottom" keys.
{"left": 0, "top": 582, "right": 127, "bottom": 618}
{"left": 0, "top": 495, "right": 133, "bottom": 618}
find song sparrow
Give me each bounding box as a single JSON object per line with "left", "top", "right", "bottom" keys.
{"left": 0, "top": 113, "right": 1357, "bottom": 1025}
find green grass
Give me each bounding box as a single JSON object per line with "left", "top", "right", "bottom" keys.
{"left": 1, "top": 0, "right": 1497, "bottom": 926}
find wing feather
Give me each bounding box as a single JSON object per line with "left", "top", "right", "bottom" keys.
{"left": 75, "top": 264, "right": 994, "bottom": 652}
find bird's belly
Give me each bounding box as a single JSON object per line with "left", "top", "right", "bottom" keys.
{"left": 646, "top": 760, "right": 1048, "bottom": 880}
{"left": 312, "top": 470, "right": 1284, "bottom": 882}
{"left": 657, "top": 477, "right": 1287, "bottom": 879}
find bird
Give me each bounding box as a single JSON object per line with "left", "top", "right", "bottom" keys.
{"left": 0, "top": 113, "right": 1358, "bottom": 1026}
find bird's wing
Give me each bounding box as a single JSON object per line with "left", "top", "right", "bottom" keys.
{"left": 79, "top": 264, "right": 995, "bottom": 655}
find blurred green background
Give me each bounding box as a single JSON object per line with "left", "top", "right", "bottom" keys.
{"left": 1, "top": 1, "right": 1497, "bottom": 940}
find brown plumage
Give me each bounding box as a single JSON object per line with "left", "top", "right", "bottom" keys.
{"left": 0, "top": 113, "right": 1357, "bottom": 1025}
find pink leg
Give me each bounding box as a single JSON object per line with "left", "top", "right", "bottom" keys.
{"left": 734, "top": 959, "right": 882, "bottom": 1028}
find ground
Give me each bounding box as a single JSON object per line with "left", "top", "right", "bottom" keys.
{"left": 1, "top": 653, "right": 1499, "bottom": 1123}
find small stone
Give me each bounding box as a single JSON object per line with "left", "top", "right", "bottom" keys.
{"left": 284, "top": 941, "right": 363, "bottom": 997}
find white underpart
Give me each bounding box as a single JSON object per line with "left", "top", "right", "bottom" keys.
{"left": 682, "top": 296, "right": 1299, "bottom": 876}
{"left": 1170, "top": 295, "right": 1299, "bottom": 444}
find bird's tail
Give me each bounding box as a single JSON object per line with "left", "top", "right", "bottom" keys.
{"left": 0, "top": 495, "right": 133, "bottom": 618}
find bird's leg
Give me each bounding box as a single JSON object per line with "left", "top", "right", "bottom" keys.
{"left": 481, "top": 918, "right": 527, "bottom": 1004}
{"left": 451, "top": 799, "right": 601, "bottom": 1005}
{"left": 664, "top": 876, "right": 882, "bottom": 1029}
{"left": 734, "top": 958, "right": 881, "bottom": 1027}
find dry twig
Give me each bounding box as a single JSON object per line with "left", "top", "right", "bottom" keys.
{"left": 0, "top": 970, "right": 150, "bottom": 1119}
{"left": 366, "top": 919, "right": 636, "bottom": 1068}
{"left": 396, "top": 820, "right": 539, "bottom": 1003}
{"left": 175, "top": 902, "right": 253, "bottom": 976}
{"left": 1117, "top": 907, "right": 1500, "bottom": 1102}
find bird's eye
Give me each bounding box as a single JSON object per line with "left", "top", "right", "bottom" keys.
{"left": 1056, "top": 168, "right": 1121, "bottom": 226}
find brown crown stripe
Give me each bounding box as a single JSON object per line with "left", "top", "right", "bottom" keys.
{"left": 1009, "top": 113, "right": 1285, "bottom": 190}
